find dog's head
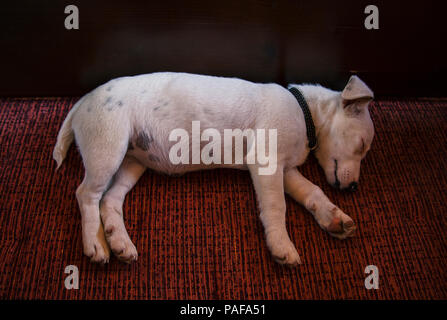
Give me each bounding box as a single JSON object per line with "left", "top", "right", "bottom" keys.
{"left": 313, "top": 76, "right": 374, "bottom": 191}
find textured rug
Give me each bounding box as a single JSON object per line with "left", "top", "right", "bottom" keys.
{"left": 0, "top": 97, "right": 446, "bottom": 299}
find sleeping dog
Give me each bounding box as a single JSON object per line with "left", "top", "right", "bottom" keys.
{"left": 54, "top": 73, "right": 374, "bottom": 266}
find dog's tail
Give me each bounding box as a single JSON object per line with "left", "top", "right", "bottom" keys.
{"left": 53, "top": 95, "right": 86, "bottom": 170}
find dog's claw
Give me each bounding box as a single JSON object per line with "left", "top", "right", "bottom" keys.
{"left": 84, "top": 240, "right": 110, "bottom": 264}
{"left": 328, "top": 219, "right": 357, "bottom": 239}
{"left": 106, "top": 230, "right": 138, "bottom": 263}
{"left": 267, "top": 232, "right": 302, "bottom": 267}
{"left": 318, "top": 206, "right": 357, "bottom": 239}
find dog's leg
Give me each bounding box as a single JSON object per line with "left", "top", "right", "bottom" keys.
{"left": 100, "top": 156, "right": 146, "bottom": 263}
{"left": 76, "top": 156, "right": 127, "bottom": 264}
{"left": 284, "top": 167, "right": 356, "bottom": 239}
{"left": 74, "top": 123, "right": 129, "bottom": 264}
{"left": 248, "top": 165, "right": 301, "bottom": 266}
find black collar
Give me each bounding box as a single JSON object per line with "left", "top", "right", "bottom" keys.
{"left": 288, "top": 86, "right": 317, "bottom": 151}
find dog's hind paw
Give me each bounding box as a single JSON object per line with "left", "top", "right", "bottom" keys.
{"left": 104, "top": 222, "right": 138, "bottom": 263}
{"left": 82, "top": 223, "right": 111, "bottom": 264}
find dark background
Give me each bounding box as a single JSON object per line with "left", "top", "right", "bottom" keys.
{"left": 0, "top": 0, "right": 446, "bottom": 97}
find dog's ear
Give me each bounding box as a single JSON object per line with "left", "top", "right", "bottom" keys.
{"left": 342, "top": 75, "right": 374, "bottom": 101}
{"left": 341, "top": 75, "right": 374, "bottom": 116}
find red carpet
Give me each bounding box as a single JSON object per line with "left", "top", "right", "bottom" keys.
{"left": 0, "top": 97, "right": 446, "bottom": 299}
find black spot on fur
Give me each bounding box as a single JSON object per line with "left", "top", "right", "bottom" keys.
{"left": 103, "top": 96, "right": 112, "bottom": 106}
{"left": 148, "top": 154, "right": 160, "bottom": 162}
{"left": 106, "top": 86, "right": 112, "bottom": 92}
{"left": 153, "top": 100, "right": 169, "bottom": 111}
{"left": 117, "top": 101, "right": 123, "bottom": 107}
{"left": 136, "top": 131, "right": 153, "bottom": 151}
{"left": 204, "top": 107, "right": 213, "bottom": 114}
{"left": 345, "top": 103, "right": 363, "bottom": 116}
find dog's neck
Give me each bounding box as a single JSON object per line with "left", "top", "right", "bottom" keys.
{"left": 294, "top": 85, "right": 339, "bottom": 143}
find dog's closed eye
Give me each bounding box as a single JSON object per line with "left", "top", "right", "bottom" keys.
{"left": 355, "top": 138, "right": 365, "bottom": 155}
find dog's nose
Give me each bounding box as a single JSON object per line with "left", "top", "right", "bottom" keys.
{"left": 348, "top": 182, "right": 358, "bottom": 192}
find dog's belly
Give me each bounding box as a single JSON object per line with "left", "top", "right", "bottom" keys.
{"left": 126, "top": 149, "right": 247, "bottom": 175}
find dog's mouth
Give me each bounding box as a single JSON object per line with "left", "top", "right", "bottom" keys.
{"left": 333, "top": 159, "right": 341, "bottom": 189}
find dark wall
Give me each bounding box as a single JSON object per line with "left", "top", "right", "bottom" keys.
{"left": 0, "top": 0, "right": 446, "bottom": 97}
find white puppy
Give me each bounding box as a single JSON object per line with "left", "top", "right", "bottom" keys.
{"left": 54, "top": 72, "right": 374, "bottom": 266}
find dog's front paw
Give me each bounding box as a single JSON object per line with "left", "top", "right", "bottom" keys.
{"left": 82, "top": 223, "right": 111, "bottom": 264}
{"left": 317, "top": 205, "right": 356, "bottom": 239}
{"left": 266, "top": 231, "right": 302, "bottom": 267}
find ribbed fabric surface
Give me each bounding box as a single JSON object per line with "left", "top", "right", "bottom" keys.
{"left": 0, "top": 97, "right": 446, "bottom": 299}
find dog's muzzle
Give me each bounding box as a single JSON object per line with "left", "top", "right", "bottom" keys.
{"left": 333, "top": 159, "right": 358, "bottom": 192}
